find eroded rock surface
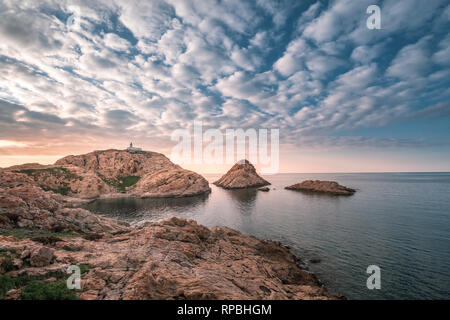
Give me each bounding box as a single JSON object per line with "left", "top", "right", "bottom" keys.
{"left": 285, "top": 180, "right": 355, "bottom": 196}
{"left": 214, "top": 160, "right": 270, "bottom": 189}
{"left": 0, "top": 217, "right": 338, "bottom": 300}
{"left": 1, "top": 149, "right": 210, "bottom": 199}
{"left": 0, "top": 183, "right": 129, "bottom": 234}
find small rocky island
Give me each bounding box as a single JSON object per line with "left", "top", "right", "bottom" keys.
{"left": 285, "top": 180, "right": 356, "bottom": 196}
{"left": 214, "top": 160, "right": 270, "bottom": 189}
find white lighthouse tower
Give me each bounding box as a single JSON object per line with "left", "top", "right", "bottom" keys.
{"left": 126, "top": 142, "right": 142, "bottom": 152}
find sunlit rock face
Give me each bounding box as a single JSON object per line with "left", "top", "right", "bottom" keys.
{"left": 1, "top": 149, "right": 210, "bottom": 199}
{"left": 213, "top": 160, "right": 270, "bottom": 189}
{"left": 0, "top": 182, "right": 130, "bottom": 233}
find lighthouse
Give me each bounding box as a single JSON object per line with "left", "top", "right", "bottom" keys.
{"left": 126, "top": 142, "right": 142, "bottom": 152}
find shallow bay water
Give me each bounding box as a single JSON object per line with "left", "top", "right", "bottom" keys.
{"left": 83, "top": 173, "right": 450, "bottom": 299}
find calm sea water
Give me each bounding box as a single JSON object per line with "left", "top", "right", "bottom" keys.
{"left": 83, "top": 173, "right": 450, "bottom": 300}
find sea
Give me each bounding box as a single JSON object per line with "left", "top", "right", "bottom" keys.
{"left": 83, "top": 172, "right": 450, "bottom": 300}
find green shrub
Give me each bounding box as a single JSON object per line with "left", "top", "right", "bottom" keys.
{"left": 118, "top": 176, "right": 140, "bottom": 191}
{"left": 21, "top": 280, "right": 79, "bottom": 300}
{"left": 14, "top": 167, "right": 81, "bottom": 181}
{"left": 0, "top": 275, "right": 17, "bottom": 299}
{"left": 41, "top": 186, "right": 71, "bottom": 196}
{"left": 0, "top": 228, "right": 79, "bottom": 240}
{"left": 0, "top": 255, "right": 14, "bottom": 272}
{"left": 79, "top": 264, "right": 90, "bottom": 274}
{"left": 97, "top": 174, "right": 140, "bottom": 192}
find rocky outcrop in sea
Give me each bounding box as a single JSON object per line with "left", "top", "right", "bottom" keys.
{"left": 285, "top": 180, "right": 356, "bottom": 196}
{"left": 213, "top": 160, "right": 270, "bottom": 189}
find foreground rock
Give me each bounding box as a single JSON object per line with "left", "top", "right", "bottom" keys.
{"left": 0, "top": 183, "right": 129, "bottom": 234}
{"left": 285, "top": 180, "right": 355, "bottom": 196}
{"left": 1, "top": 149, "right": 210, "bottom": 199}
{"left": 0, "top": 217, "right": 338, "bottom": 300}
{"left": 214, "top": 160, "right": 270, "bottom": 189}
{"left": 30, "top": 247, "right": 54, "bottom": 267}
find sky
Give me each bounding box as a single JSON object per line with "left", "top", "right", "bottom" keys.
{"left": 0, "top": 0, "right": 449, "bottom": 173}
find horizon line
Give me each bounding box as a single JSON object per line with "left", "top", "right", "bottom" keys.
{"left": 203, "top": 171, "right": 450, "bottom": 174}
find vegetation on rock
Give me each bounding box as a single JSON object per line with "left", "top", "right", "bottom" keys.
{"left": 97, "top": 174, "right": 141, "bottom": 192}
{"left": 21, "top": 279, "right": 80, "bottom": 300}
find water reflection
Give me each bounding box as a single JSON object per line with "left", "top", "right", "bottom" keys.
{"left": 226, "top": 188, "right": 258, "bottom": 216}
{"left": 82, "top": 194, "right": 209, "bottom": 223}
{"left": 285, "top": 188, "right": 347, "bottom": 200}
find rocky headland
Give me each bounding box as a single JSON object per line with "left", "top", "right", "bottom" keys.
{"left": 1, "top": 149, "right": 211, "bottom": 200}
{"left": 213, "top": 160, "right": 270, "bottom": 189}
{"left": 285, "top": 180, "right": 356, "bottom": 196}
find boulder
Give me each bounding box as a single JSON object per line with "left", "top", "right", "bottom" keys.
{"left": 30, "top": 246, "right": 55, "bottom": 267}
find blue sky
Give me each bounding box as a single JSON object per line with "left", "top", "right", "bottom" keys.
{"left": 0, "top": 0, "right": 449, "bottom": 172}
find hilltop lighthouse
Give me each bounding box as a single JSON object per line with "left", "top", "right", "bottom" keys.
{"left": 126, "top": 142, "right": 142, "bottom": 152}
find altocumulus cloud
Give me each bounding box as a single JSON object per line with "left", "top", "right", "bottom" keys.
{"left": 0, "top": 0, "right": 449, "bottom": 158}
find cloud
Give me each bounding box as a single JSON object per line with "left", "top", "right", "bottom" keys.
{"left": 302, "top": 0, "right": 368, "bottom": 43}
{"left": 103, "top": 33, "right": 131, "bottom": 51}
{"left": 104, "top": 109, "right": 140, "bottom": 128}
{"left": 386, "top": 36, "right": 432, "bottom": 79}
{"left": 0, "top": 140, "right": 27, "bottom": 148}
{"left": 0, "top": 0, "right": 448, "bottom": 160}
{"left": 433, "top": 34, "right": 450, "bottom": 66}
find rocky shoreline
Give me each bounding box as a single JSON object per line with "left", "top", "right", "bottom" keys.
{"left": 0, "top": 151, "right": 342, "bottom": 300}
{"left": 0, "top": 183, "right": 339, "bottom": 299}
{"left": 0, "top": 215, "right": 340, "bottom": 300}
